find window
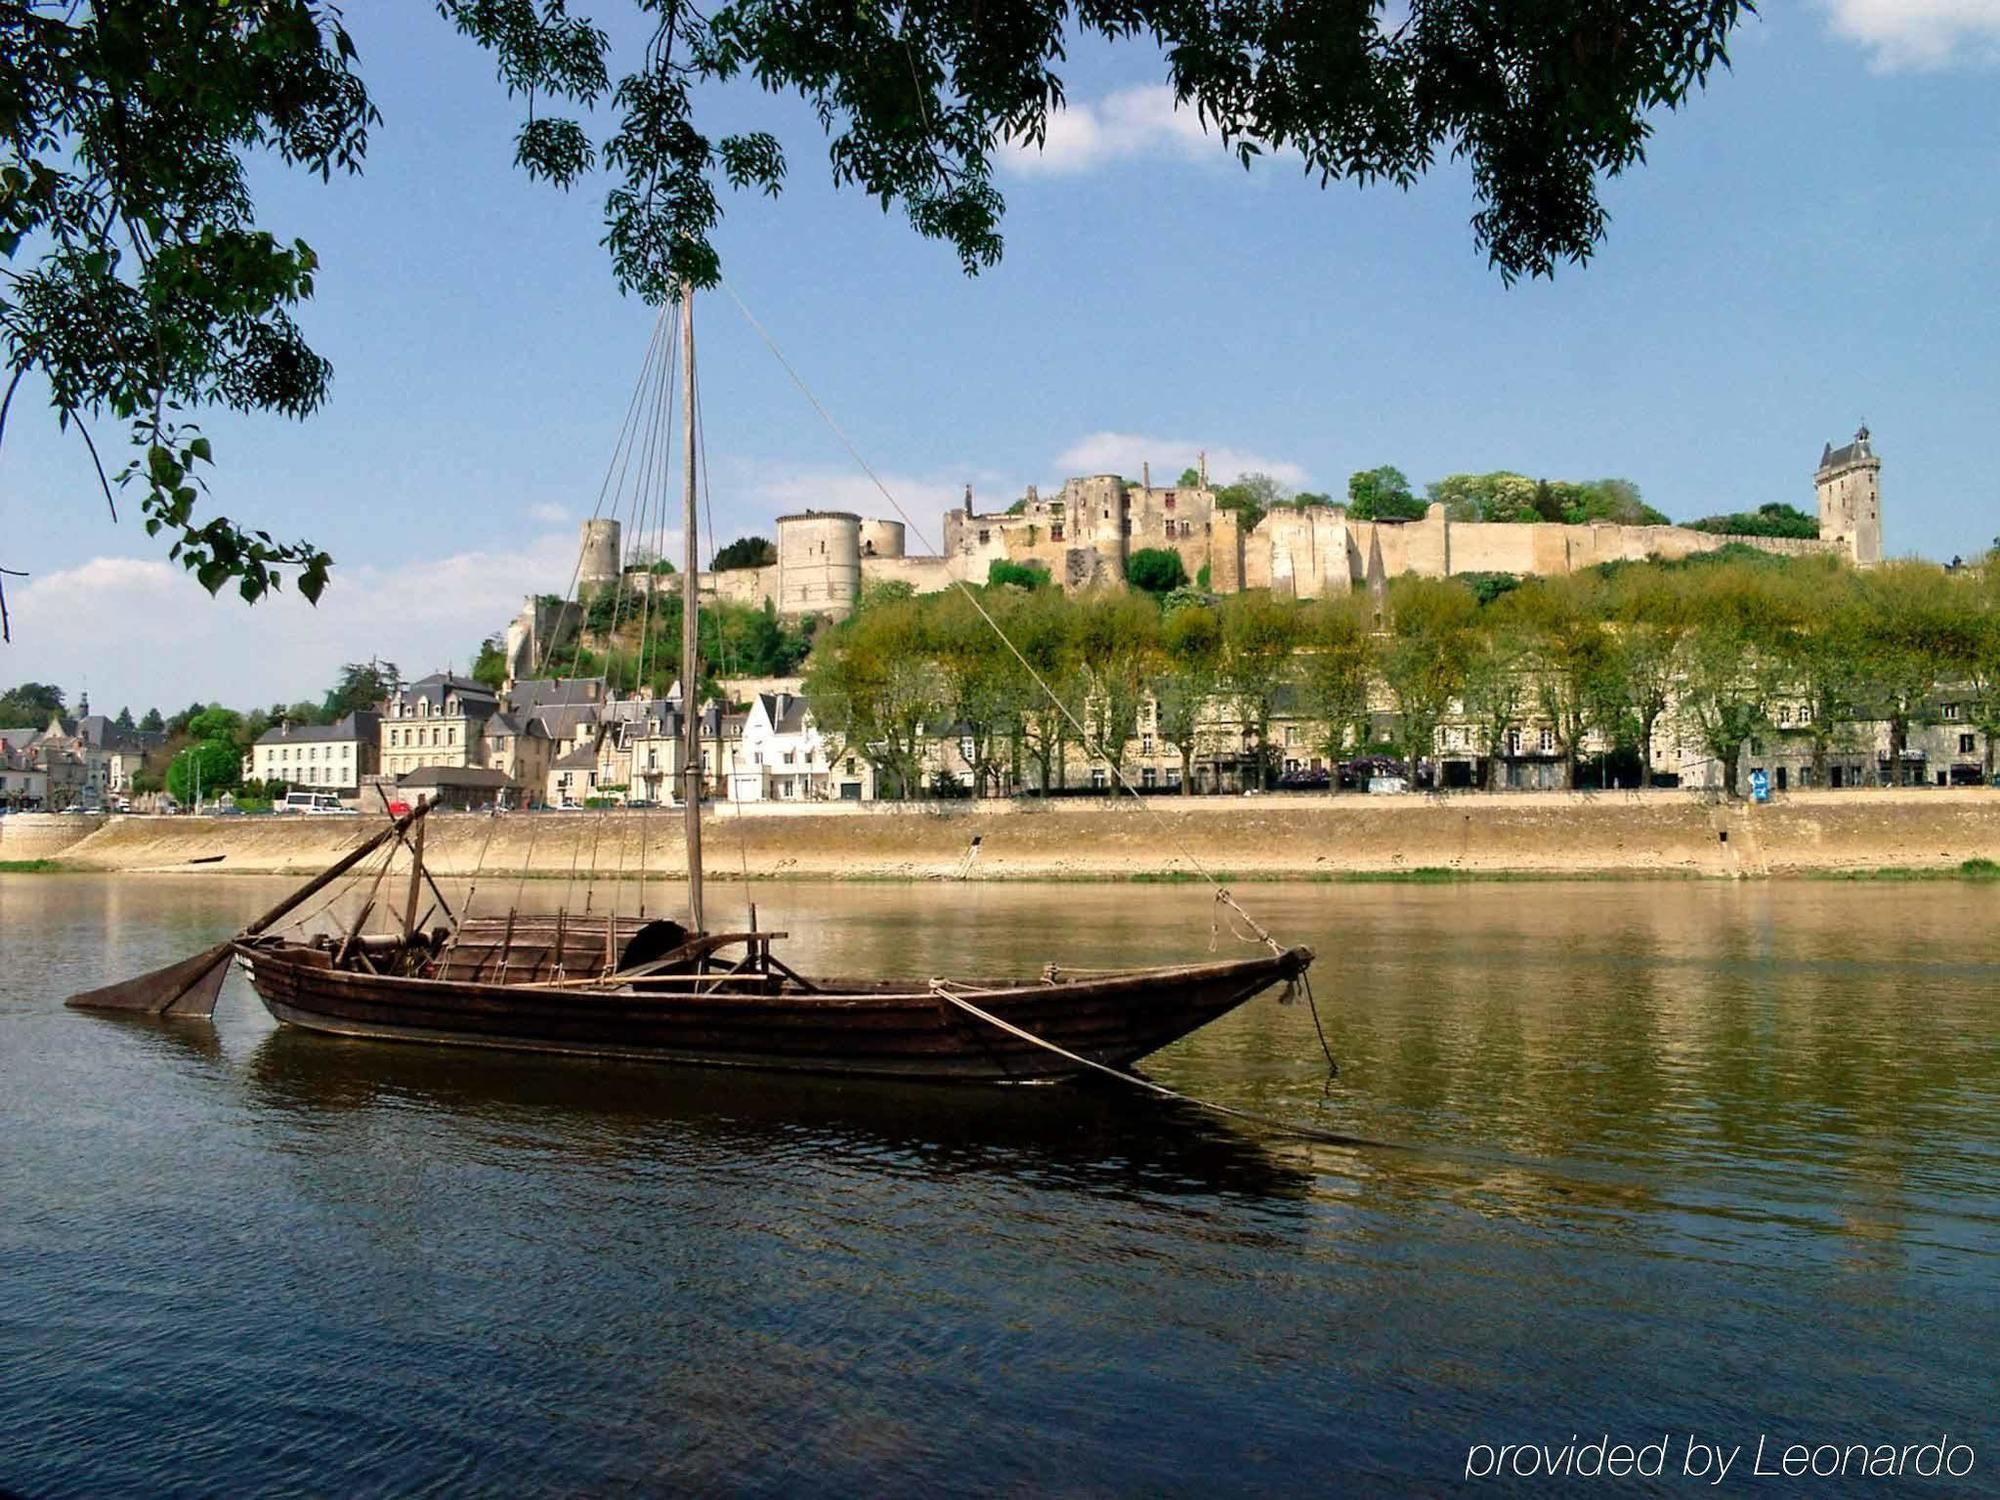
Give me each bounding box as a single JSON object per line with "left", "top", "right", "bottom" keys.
{"left": 1090, "top": 767, "right": 1108, "bottom": 789}
{"left": 1507, "top": 729, "right": 1522, "bottom": 756}
{"left": 1961, "top": 734, "right": 1977, "bottom": 755}
{"left": 977, "top": 529, "right": 990, "bottom": 545}
{"left": 1166, "top": 767, "right": 1182, "bottom": 787}
{"left": 1051, "top": 524, "right": 1065, "bottom": 542}
{"left": 1284, "top": 726, "right": 1298, "bottom": 747}
{"left": 1538, "top": 728, "right": 1554, "bottom": 754}
{"left": 1798, "top": 704, "right": 1813, "bottom": 725}
{"left": 1141, "top": 767, "right": 1157, "bottom": 788}
{"left": 1778, "top": 705, "right": 1791, "bottom": 726}
{"left": 1750, "top": 738, "right": 1764, "bottom": 755}
{"left": 1944, "top": 703, "right": 1962, "bottom": 721}
{"left": 1141, "top": 734, "right": 1154, "bottom": 755}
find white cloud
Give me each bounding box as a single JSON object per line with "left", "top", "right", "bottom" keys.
{"left": 1052, "top": 431, "right": 1311, "bottom": 490}
{"left": 6, "top": 530, "right": 585, "bottom": 713}
{"left": 526, "top": 502, "right": 571, "bottom": 524}
{"left": 1001, "top": 85, "right": 1216, "bottom": 176}
{"left": 1817, "top": 0, "right": 2000, "bottom": 68}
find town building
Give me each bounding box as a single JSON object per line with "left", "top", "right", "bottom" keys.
{"left": 247, "top": 711, "right": 380, "bottom": 794}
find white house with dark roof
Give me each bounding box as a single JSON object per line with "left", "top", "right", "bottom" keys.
{"left": 249, "top": 711, "right": 380, "bottom": 794}
{"left": 730, "top": 690, "right": 839, "bottom": 802}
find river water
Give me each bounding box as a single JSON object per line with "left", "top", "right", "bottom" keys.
{"left": 1, "top": 875, "right": 1995, "bottom": 1495}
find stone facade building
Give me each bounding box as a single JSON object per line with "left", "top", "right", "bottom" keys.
{"left": 249, "top": 712, "right": 380, "bottom": 794}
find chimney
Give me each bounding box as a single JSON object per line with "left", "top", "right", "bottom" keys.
{"left": 1198, "top": 450, "right": 1208, "bottom": 488}
{"left": 1142, "top": 461, "right": 1151, "bottom": 491}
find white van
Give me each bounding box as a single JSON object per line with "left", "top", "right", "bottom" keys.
{"left": 281, "top": 791, "right": 357, "bottom": 815}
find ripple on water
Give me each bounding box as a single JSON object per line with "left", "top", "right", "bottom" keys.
{"left": 0, "top": 875, "right": 1996, "bottom": 1495}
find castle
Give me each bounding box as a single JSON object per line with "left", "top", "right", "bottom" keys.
{"left": 542, "top": 430, "right": 1882, "bottom": 625}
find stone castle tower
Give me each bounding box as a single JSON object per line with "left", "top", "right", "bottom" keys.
{"left": 1815, "top": 426, "right": 1882, "bottom": 567}
{"left": 577, "top": 519, "right": 623, "bottom": 592}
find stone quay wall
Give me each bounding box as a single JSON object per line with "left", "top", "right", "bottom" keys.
{"left": 33, "top": 790, "right": 2000, "bottom": 882}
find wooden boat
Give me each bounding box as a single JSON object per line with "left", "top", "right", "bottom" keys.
{"left": 67, "top": 289, "right": 1314, "bottom": 1081}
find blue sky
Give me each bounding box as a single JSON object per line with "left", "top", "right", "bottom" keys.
{"left": 5, "top": 0, "right": 1999, "bottom": 715}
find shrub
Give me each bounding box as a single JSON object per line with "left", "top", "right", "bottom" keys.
{"left": 1127, "top": 547, "right": 1189, "bottom": 594}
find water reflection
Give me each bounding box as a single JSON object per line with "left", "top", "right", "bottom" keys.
{"left": 242, "top": 1028, "right": 1316, "bottom": 1207}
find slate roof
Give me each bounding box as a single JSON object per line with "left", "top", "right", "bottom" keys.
{"left": 552, "top": 745, "right": 600, "bottom": 770}
{"left": 396, "top": 674, "right": 496, "bottom": 716}
{"left": 1820, "top": 427, "right": 1875, "bottom": 471}
{"left": 504, "top": 677, "right": 606, "bottom": 714}
{"left": 255, "top": 711, "right": 379, "bottom": 747}
{"left": 398, "top": 765, "right": 519, "bottom": 789}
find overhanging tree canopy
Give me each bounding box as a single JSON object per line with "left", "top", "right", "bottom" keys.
{"left": 2, "top": 0, "right": 1756, "bottom": 626}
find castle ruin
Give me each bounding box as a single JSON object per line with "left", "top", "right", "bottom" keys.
{"left": 538, "top": 430, "right": 1882, "bottom": 626}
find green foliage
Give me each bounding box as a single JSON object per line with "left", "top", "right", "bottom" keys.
{"left": 1683, "top": 503, "right": 1820, "bottom": 539}
{"left": 165, "top": 739, "right": 242, "bottom": 803}
{"left": 2, "top": 4, "right": 1750, "bottom": 620}
{"left": 1178, "top": 468, "right": 1202, "bottom": 489}
{"left": 986, "top": 558, "right": 1049, "bottom": 591}
{"left": 712, "top": 536, "right": 778, "bottom": 571}
{"left": 1126, "top": 548, "right": 1189, "bottom": 595}
{"left": 139, "top": 708, "right": 165, "bottom": 733}
{"left": 1196, "top": 563, "right": 1213, "bottom": 592}
{"left": 1211, "top": 472, "right": 1289, "bottom": 534}
{"left": 1427, "top": 472, "right": 1664, "bottom": 525}
{"left": 322, "top": 662, "right": 397, "bottom": 720}
{"left": 1347, "top": 467, "right": 1424, "bottom": 521}
{"left": 185, "top": 707, "right": 243, "bottom": 743}
{"left": 0, "top": 682, "right": 64, "bottom": 728}
{"left": 472, "top": 636, "right": 508, "bottom": 691}
{"left": 1459, "top": 572, "right": 1523, "bottom": 606}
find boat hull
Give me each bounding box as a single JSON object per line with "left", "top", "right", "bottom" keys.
{"left": 234, "top": 942, "right": 1313, "bottom": 1082}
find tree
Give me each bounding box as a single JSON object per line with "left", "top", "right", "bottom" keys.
{"left": 1294, "top": 595, "right": 1374, "bottom": 780}
{"left": 1513, "top": 573, "right": 1613, "bottom": 788}
{"left": 1149, "top": 602, "right": 1223, "bottom": 795}
{"left": 803, "top": 591, "right": 943, "bottom": 799}
{"left": 1377, "top": 578, "right": 1478, "bottom": 775}
{"left": 1346, "top": 467, "right": 1423, "bottom": 522}
{"left": 472, "top": 636, "right": 508, "bottom": 691}
{"left": 320, "top": 661, "right": 397, "bottom": 720}
{"left": 165, "top": 738, "right": 241, "bottom": 804}
{"left": 712, "top": 536, "right": 777, "bottom": 571}
{"left": 0, "top": 681, "right": 64, "bottom": 727}
{"left": 114, "top": 705, "right": 135, "bottom": 731}
{"left": 1, "top": 4, "right": 1753, "bottom": 622}
{"left": 1219, "top": 591, "right": 1299, "bottom": 791}
{"left": 1848, "top": 562, "right": 1973, "bottom": 786}
{"left": 1675, "top": 565, "right": 1790, "bottom": 792}
{"left": 1074, "top": 593, "right": 1160, "bottom": 785}
{"left": 139, "top": 708, "right": 165, "bottom": 733}
{"left": 1211, "top": 472, "right": 1289, "bottom": 534}
{"left": 185, "top": 706, "right": 243, "bottom": 743}
{"left": 1604, "top": 568, "right": 1695, "bottom": 787}
{"left": 1126, "top": 547, "right": 1188, "bottom": 596}
{"left": 1459, "top": 607, "right": 1533, "bottom": 790}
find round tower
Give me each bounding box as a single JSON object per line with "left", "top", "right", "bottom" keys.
{"left": 577, "top": 519, "right": 623, "bottom": 591}
{"left": 859, "top": 518, "right": 906, "bottom": 559}
{"left": 1814, "top": 426, "right": 1882, "bottom": 567}
{"left": 776, "top": 511, "right": 863, "bottom": 616}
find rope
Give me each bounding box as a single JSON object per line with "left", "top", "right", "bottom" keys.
{"left": 720, "top": 279, "right": 1285, "bottom": 955}
{"left": 927, "top": 980, "right": 1379, "bottom": 1148}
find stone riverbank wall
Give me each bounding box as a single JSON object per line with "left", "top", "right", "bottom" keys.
{"left": 30, "top": 790, "right": 2000, "bottom": 882}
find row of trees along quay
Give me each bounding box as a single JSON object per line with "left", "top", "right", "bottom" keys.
{"left": 798, "top": 548, "right": 2000, "bottom": 800}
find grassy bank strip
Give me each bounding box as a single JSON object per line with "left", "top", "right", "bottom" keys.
{"left": 1806, "top": 858, "right": 2000, "bottom": 883}
{"left": 0, "top": 859, "right": 67, "bottom": 873}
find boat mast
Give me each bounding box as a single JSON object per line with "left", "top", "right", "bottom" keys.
{"left": 679, "top": 283, "right": 705, "bottom": 934}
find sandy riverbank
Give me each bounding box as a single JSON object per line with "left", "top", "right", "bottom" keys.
{"left": 10, "top": 789, "right": 2000, "bottom": 881}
